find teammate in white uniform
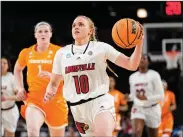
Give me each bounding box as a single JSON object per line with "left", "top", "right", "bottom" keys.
{"left": 44, "top": 15, "right": 144, "bottom": 136}
{"left": 128, "top": 54, "right": 164, "bottom": 137}
{"left": 1, "top": 57, "right": 19, "bottom": 137}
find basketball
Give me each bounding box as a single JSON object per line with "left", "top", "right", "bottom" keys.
{"left": 112, "top": 18, "right": 144, "bottom": 49}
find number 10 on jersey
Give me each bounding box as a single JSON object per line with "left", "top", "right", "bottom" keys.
{"left": 73, "top": 75, "right": 89, "bottom": 94}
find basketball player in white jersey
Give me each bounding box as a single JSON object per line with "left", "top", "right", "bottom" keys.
{"left": 128, "top": 54, "right": 164, "bottom": 137}
{"left": 1, "top": 57, "right": 20, "bottom": 137}
{"left": 44, "top": 15, "right": 144, "bottom": 136}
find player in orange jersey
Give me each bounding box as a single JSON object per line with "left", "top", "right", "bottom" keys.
{"left": 158, "top": 80, "right": 177, "bottom": 137}
{"left": 14, "top": 22, "right": 68, "bottom": 137}
{"left": 109, "top": 76, "right": 128, "bottom": 137}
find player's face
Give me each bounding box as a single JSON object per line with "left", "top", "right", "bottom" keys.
{"left": 34, "top": 25, "right": 52, "bottom": 44}
{"left": 109, "top": 77, "right": 116, "bottom": 89}
{"left": 72, "top": 17, "right": 92, "bottom": 41}
{"left": 1, "top": 58, "right": 9, "bottom": 73}
{"left": 139, "top": 55, "right": 149, "bottom": 69}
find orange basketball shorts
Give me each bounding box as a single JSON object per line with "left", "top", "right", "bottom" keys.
{"left": 21, "top": 92, "right": 68, "bottom": 128}
{"left": 158, "top": 113, "right": 174, "bottom": 135}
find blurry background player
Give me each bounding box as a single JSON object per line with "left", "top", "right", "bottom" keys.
{"left": 109, "top": 76, "right": 128, "bottom": 137}
{"left": 14, "top": 22, "right": 68, "bottom": 137}
{"left": 1, "top": 57, "right": 20, "bottom": 137}
{"left": 158, "top": 80, "right": 177, "bottom": 137}
{"left": 128, "top": 54, "right": 164, "bottom": 137}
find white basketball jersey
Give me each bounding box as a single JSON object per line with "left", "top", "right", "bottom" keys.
{"left": 129, "top": 70, "right": 164, "bottom": 107}
{"left": 1, "top": 72, "right": 17, "bottom": 108}
{"left": 53, "top": 41, "right": 120, "bottom": 103}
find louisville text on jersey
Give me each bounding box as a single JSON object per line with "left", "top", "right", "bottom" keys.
{"left": 65, "top": 63, "right": 95, "bottom": 74}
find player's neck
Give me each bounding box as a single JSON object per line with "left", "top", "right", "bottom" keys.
{"left": 2, "top": 71, "right": 7, "bottom": 76}
{"left": 75, "top": 38, "right": 89, "bottom": 46}
{"left": 139, "top": 68, "right": 148, "bottom": 73}
{"left": 36, "top": 43, "right": 50, "bottom": 52}
{"left": 109, "top": 87, "right": 115, "bottom": 92}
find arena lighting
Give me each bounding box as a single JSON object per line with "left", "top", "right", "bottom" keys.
{"left": 137, "top": 8, "right": 148, "bottom": 18}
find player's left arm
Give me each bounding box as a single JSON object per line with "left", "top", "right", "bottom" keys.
{"left": 146, "top": 72, "right": 164, "bottom": 102}
{"left": 169, "top": 92, "right": 177, "bottom": 112}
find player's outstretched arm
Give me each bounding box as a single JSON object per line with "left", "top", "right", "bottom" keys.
{"left": 115, "top": 37, "right": 144, "bottom": 71}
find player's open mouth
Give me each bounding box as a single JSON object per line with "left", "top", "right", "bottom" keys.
{"left": 41, "top": 38, "right": 45, "bottom": 40}
{"left": 75, "top": 31, "right": 80, "bottom": 34}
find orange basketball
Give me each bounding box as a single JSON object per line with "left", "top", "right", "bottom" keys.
{"left": 112, "top": 18, "right": 143, "bottom": 49}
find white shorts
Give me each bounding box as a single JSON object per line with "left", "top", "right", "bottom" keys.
{"left": 2, "top": 104, "right": 19, "bottom": 133}
{"left": 131, "top": 103, "right": 161, "bottom": 128}
{"left": 70, "top": 93, "right": 116, "bottom": 137}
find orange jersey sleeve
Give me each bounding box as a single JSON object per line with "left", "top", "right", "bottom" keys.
{"left": 17, "top": 48, "right": 30, "bottom": 67}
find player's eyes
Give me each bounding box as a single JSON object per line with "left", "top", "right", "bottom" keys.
{"left": 72, "top": 24, "right": 76, "bottom": 28}
{"left": 79, "top": 23, "right": 84, "bottom": 26}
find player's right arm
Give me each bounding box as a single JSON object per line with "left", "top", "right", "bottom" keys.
{"left": 44, "top": 50, "right": 63, "bottom": 102}
{"left": 147, "top": 72, "right": 164, "bottom": 102}
{"left": 14, "top": 48, "right": 28, "bottom": 101}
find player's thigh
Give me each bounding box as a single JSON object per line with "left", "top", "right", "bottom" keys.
{"left": 45, "top": 99, "right": 68, "bottom": 128}
{"left": 131, "top": 106, "right": 145, "bottom": 136}
{"left": 93, "top": 94, "right": 116, "bottom": 136}
{"left": 25, "top": 105, "right": 45, "bottom": 130}
{"left": 93, "top": 111, "right": 115, "bottom": 136}
{"left": 145, "top": 104, "right": 161, "bottom": 128}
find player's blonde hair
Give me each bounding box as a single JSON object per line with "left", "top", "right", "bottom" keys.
{"left": 34, "top": 21, "right": 52, "bottom": 32}
{"left": 77, "top": 15, "right": 97, "bottom": 41}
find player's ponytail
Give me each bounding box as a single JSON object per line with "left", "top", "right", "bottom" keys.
{"left": 107, "top": 63, "right": 118, "bottom": 77}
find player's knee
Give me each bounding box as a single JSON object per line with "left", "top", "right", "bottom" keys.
{"left": 94, "top": 127, "right": 113, "bottom": 136}
{"left": 94, "top": 112, "right": 115, "bottom": 136}
{"left": 133, "top": 127, "right": 143, "bottom": 137}
{"left": 27, "top": 124, "right": 40, "bottom": 136}
{"left": 162, "top": 132, "right": 171, "bottom": 137}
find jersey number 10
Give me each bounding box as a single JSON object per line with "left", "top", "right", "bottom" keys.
{"left": 73, "top": 75, "right": 89, "bottom": 94}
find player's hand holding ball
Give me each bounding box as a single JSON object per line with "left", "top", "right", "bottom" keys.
{"left": 112, "top": 18, "right": 144, "bottom": 49}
